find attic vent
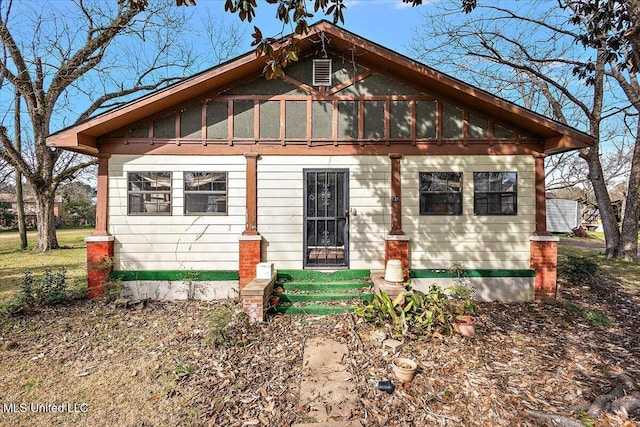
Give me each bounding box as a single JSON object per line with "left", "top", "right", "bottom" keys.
{"left": 313, "top": 59, "right": 332, "bottom": 86}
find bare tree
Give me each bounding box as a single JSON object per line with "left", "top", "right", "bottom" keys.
{"left": 410, "top": 2, "right": 638, "bottom": 259}
{"left": 0, "top": 0, "right": 242, "bottom": 251}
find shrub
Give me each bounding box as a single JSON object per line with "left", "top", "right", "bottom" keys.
{"left": 560, "top": 255, "right": 599, "bottom": 285}
{"left": 2, "top": 268, "right": 76, "bottom": 315}
{"left": 354, "top": 284, "right": 476, "bottom": 338}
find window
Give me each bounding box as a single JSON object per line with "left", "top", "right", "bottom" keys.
{"left": 474, "top": 172, "right": 517, "bottom": 215}
{"left": 128, "top": 172, "right": 171, "bottom": 215}
{"left": 419, "top": 172, "right": 462, "bottom": 215}
{"left": 184, "top": 172, "right": 227, "bottom": 215}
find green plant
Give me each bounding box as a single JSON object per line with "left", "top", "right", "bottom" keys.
{"left": 24, "top": 380, "right": 39, "bottom": 391}
{"left": 181, "top": 271, "right": 201, "bottom": 301}
{"left": 449, "top": 284, "right": 477, "bottom": 316}
{"left": 355, "top": 284, "right": 477, "bottom": 338}
{"left": 3, "top": 268, "right": 75, "bottom": 315}
{"left": 172, "top": 362, "right": 194, "bottom": 381}
{"left": 18, "top": 270, "right": 36, "bottom": 308}
{"left": 205, "top": 303, "right": 250, "bottom": 346}
{"left": 575, "top": 409, "right": 596, "bottom": 427}
{"left": 564, "top": 302, "right": 613, "bottom": 327}
{"left": 560, "top": 255, "right": 599, "bottom": 285}
{"left": 103, "top": 279, "right": 125, "bottom": 302}
{"left": 89, "top": 255, "right": 114, "bottom": 271}
{"left": 39, "top": 267, "right": 68, "bottom": 305}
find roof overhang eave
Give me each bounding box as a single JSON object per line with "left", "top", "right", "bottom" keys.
{"left": 543, "top": 134, "right": 594, "bottom": 155}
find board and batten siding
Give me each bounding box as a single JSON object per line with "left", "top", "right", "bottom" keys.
{"left": 108, "top": 155, "right": 246, "bottom": 270}
{"left": 403, "top": 155, "right": 536, "bottom": 270}
{"left": 258, "top": 155, "right": 391, "bottom": 270}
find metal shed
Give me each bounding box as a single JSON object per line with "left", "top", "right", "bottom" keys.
{"left": 546, "top": 198, "right": 581, "bottom": 233}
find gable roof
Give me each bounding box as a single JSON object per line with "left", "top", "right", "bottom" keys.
{"left": 47, "top": 20, "right": 594, "bottom": 155}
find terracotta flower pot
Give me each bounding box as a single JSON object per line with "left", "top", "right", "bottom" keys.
{"left": 391, "top": 357, "right": 418, "bottom": 382}
{"left": 456, "top": 315, "right": 476, "bottom": 338}
{"left": 269, "top": 295, "right": 280, "bottom": 306}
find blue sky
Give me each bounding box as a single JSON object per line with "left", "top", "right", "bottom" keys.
{"left": 196, "top": 0, "right": 432, "bottom": 55}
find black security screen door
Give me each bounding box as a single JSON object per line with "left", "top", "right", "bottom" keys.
{"left": 304, "top": 169, "right": 349, "bottom": 267}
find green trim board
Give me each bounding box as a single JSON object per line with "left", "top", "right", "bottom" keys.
{"left": 275, "top": 292, "right": 374, "bottom": 303}
{"left": 277, "top": 269, "right": 370, "bottom": 281}
{"left": 275, "top": 304, "right": 355, "bottom": 315}
{"left": 110, "top": 270, "right": 239, "bottom": 281}
{"left": 409, "top": 269, "right": 535, "bottom": 279}
{"left": 277, "top": 281, "right": 372, "bottom": 292}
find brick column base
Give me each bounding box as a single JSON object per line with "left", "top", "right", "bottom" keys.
{"left": 385, "top": 234, "right": 410, "bottom": 275}
{"left": 239, "top": 235, "right": 262, "bottom": 288}
{"left": 530, "top": 235, "right": 560, "bottom": 298}
{"left": 85, "top": 235, "right": 115, "bottom": 299}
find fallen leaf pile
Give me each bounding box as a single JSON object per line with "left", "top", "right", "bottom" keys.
{"left": 0, "top": 278, "right": 638, "bottom": 426}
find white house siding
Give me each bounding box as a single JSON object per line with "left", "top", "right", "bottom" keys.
{"left": 108, "top": 154, "right": 246, "bottom": 271}
{"left": 403, "top": 155, "right": 536, "bottom": 270}
{"left": 257, "top": 155, "right": 391, "bottom": 270}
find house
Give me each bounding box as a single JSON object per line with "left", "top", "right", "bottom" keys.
{"left": 46, "top": 21, "right": 594, "bottom": 310}
{"left": 0, "top": 193, "right": 64, "bottom": 228}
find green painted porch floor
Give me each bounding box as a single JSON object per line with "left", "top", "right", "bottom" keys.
{"left": 273, "top": 270, "right": 373, "bottom": 316}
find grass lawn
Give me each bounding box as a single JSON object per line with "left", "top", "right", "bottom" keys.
{"left": 0, "top": 228, "right": 93, "bottom": 304}
{"left": 558, "top": 233, "right": 640, "bottom": 290}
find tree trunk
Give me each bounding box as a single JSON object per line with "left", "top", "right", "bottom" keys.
{"left": 582, "top": 147, "right": 620, "bottom": 258}
{"left": 34, "top": 190, "right": 59, "bottom": 251}
{"left": 14, "top": 90, "right": 27, "bottom": 250}
{"left": 16, "top": 172, "right": 27, "bottom": 249}
{"left": 616, "top": 117, "right": 640, "bottom": 260}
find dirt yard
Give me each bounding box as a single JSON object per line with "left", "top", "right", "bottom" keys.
{"left": 0, "top": 277, "right": 639, "bottom": 426}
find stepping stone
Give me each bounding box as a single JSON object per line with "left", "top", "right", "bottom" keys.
{"left": 295, "top": 337, "right": 360, "bottom": 426}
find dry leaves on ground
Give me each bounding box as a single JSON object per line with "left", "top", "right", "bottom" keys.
{"left": 0, "top": 278, "right": 638, "bottom": 427}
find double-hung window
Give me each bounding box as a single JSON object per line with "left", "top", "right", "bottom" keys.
{"left": 128, "top": 172, "right": 172, "bottom": 215}
{"left": 473, "top": 172, "right": 517, "bottom": 215}
{"left": 184, "top": 172, "right": 227, "bottom": 215}
{"left": 419, "top": 172, "right": 463, "bottom": 215}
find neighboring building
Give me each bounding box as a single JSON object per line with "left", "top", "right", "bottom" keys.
{"left": 46, "top": 22, "right": 594, "bottom": 303}
{"left": 0, "top": 193, "right": 64, "bottom": 228}
{"left": 546, "top": 197, "right": 581, "bottom": 234}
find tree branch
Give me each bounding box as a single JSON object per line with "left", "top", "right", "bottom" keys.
{"left": 45, "top": 5, "right": 138, "bottom": 110}
{"left": 52, "top": 158, "right": 98, "bottom": 188}
{"left": 76, "top": 76, "right": 184, "bottom": 122}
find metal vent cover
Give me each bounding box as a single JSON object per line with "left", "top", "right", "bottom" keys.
{"left": 312, "top": 59, "right": 332, "bottom": 86}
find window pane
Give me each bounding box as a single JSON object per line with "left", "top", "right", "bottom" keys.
{"left": 185, "top": 194, "right": 227, "bottom": 214}
{"left": 442, "top": 103, "right": 463, "bottom": 138}
{"left": 337, "top": 101, "right": 358, "bottom": 139}
{"left": 286, "top": 101, "right": 306, "bottom": 139}
{"left": 233, "top": 100, "right": 254, "bottom": 139}
{"left": 416, "top": 101, "right": 436, "bottom": 138}
{"left": 154, "top": 113, "right": 174, "bottom": 138}
{"left": 206, "top": 101, "right": 228, "bottom": 139}
{"left": 419, "top": 172, "right": 462, "bottom": 215}
{"left": 127, "top": 172, "right": 171, "bottom": 215}
{"left": 468, "top": 113, "right": 488, "bottom": 138}
{"left": 390, "top": 101, "right": 411, "bottom": 139}
{"left": 260, "top": 100, "right": 280, "bottom": 139}
{"left": 473, "top": 172, "right": 517, "bottom": 215}
{"left": 129, "top": 122, "right": 148, "bottom": 138}
{"left": 184, "top": 172, "right": 226, "bottom": 191}
{"left": 494, "top": 123, "right": 515, "bottom": 139}
{"left": 180, "top": 104, "right": 202, "bottom": 139}
{"left": 312, "top": 101, "right": 333, "bottom": 139}
{"left": 184, "top": 172, "right": 227, "bottom": 214}
{"left": 364, "top": 101, "right": 384, "bottom": 139}
{"left": 128, "top": 172, "right": 171, "bottom": 191}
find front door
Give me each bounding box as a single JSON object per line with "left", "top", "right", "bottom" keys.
{"left": 304, "top": 169, "right": 349, "bottom": 267}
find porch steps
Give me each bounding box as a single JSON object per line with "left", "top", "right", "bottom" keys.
{"left": 273, "top": 269, "right": 373, "bottom": 316}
